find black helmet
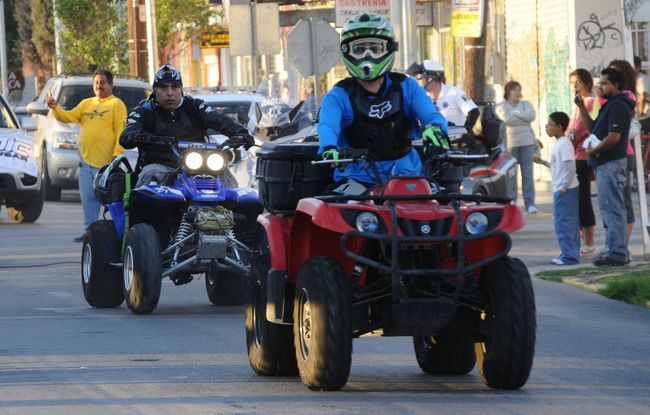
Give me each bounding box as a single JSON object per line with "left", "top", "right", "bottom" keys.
{"left": 93, "top": 156, "right": 132, "bottom": 205}
{"left": 153, "top": 64, "right": 183, "bottom": 89}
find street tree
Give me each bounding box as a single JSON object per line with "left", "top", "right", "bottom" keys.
{"left": 31, "top": 0, "right": 56, "bottom": 74}
{"left": 156, "top": 0, "right": 215, "bottom": 62}
{"left": 54, "top": 0, "right": 128, "bottom": 74}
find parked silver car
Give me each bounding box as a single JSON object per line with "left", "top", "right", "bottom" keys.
{"left": 26, "top": 75, "right": 150, "bottom": 200}
{"left": 0, "top": 93, "right": 44, "bottom": 223}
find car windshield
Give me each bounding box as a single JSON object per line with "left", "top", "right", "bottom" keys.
{"left": 0, "top": 99, "right": 17, "bottom": 129}
{"left": 58, "top": 85, "right": 149, "bottom": 111}
{"left": 205, "top": 102, "right": 252, "bottom": 135}
{"left": 113, "top": 87, "right": 151, "bottom": 111}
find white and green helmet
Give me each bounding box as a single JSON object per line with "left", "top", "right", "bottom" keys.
{"left": 340, "top": 13, "right": 398, "bottom": 81}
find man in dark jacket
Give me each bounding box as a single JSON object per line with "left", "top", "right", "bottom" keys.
{"left": 120, "top": 64, "right": 253, "bottom": 187}
{"left": 581, "top": 67, "right": 634, "bottom": 266}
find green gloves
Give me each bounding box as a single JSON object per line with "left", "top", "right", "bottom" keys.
{"left": 422, "top": 125, "right": 449, "bottom": 149}
{"left": 321, "top": 147, "right": 340, "bottom": 162}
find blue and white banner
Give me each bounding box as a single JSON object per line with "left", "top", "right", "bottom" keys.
{"left": 0, "top": 131, "right": 38, "bottom": 177}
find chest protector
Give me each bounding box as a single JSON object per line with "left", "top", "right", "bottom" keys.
{"left": 338, "top": 73, "right": 412, "bottom": 161}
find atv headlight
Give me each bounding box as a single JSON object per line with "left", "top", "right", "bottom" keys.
{"left": 465, "top": 212, "right": 488, "bottom": 235}
{"left": 355, "top": 212, "right": 379, "bottom": 233}
{"left": 184, "top": 151, "right": 203, "bottom": 170}
{"left": 206, "top": 152, "right": 226, "bottom": 172}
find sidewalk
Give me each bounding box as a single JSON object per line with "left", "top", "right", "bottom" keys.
{"left": 510, "top": 179, "right": 650, "bottom": 274}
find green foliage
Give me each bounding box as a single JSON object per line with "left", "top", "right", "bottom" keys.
{"left": 54, "top": 0, "right": 128, "bottom": 74}
{"left": 156, "top": 0, "right": 213, "bottom": 60}
{"left": 598, "top": 274, "right": 650, "bottom": 307}
{"left": 4, "top": 0, "right": 20, "bottom": 68}
{"left": 30, "top": 0, "right": 56, "bottom": 74}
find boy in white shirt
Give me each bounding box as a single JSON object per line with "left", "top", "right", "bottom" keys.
{"left": 534, "top": 112, "right": 580, "bottom": 265}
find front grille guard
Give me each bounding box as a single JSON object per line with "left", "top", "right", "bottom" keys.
{"left": 339, "top": 199, "right": 512, "bottom": 302}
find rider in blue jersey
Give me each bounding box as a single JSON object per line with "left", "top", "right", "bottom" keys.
{"left": 317, "top": 13, "right": 448, "bottom": 186}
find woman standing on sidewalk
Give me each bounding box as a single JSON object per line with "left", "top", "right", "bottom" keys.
{"left": 569, "top": 69, "right": 597, "bottom": 255}
{"left": 496, "top": 81, "right": 539, "bottom": 214}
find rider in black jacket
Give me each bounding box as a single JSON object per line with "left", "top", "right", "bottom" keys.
{"left": 120, "top": 64, "right": 253, "bottom": 186}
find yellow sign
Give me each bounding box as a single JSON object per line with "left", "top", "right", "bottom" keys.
{"left": 451, "top": 0, "right": 483, "bottom": 38}
{"left": 200, "top": 28, "right": 230, "bottom": 49}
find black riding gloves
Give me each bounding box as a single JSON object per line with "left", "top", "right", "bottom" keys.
{"left": 225, "top": 133, "right": 254, "bottom": 150}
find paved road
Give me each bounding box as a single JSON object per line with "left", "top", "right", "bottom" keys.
{"left": 0, "top": 192, "right": 649, "bottom": 415}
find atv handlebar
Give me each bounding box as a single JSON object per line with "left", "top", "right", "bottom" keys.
{"left": 310, "top": 148, "right": 370, "bottom": 165}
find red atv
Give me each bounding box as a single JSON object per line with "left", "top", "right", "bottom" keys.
{"left": 245, "top": 141, "right": 536, "bottom": 391}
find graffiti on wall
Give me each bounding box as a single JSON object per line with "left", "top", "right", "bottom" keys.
{"left": 577, "top": 14, "right": 623, "bottom": 51}
{"left": 575, "top": 8, "right": 625, "bottom": 77}
{"left": 542, "top": 29, "right": 571, "bottom": 115}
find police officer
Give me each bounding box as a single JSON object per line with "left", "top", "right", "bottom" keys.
{"left": 406, "top": 60, "right": 480, "bottom": 131}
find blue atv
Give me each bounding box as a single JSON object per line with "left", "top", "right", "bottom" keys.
{"left": 80, "top": 141, "right": 261, "bottom": 314}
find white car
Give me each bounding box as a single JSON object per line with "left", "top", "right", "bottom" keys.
{"left": 0, "top": 94, "right": 44, "bottom": 223}
{"left": 26, "top": 75, "right": 150, "bottom": 200}
{"left": 190, "top": 90, "right": 265, "bottom": 189}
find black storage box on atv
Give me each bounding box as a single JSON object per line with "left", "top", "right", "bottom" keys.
{"left": 472, "top": 103, "right": 505, "bottom": 149}
{"left": 256, "top": 141, "right": 332, "bottom": 215}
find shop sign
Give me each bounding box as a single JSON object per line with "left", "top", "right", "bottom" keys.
{"left": 451, "top": 0, "right": 484, "bottom": 38}
{"left": 200, "top": 28, "right": 230, "bottom": 49}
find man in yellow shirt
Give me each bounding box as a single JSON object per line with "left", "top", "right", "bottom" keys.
{"left": 46, "top": 69, "right": 127, "bottom": 242}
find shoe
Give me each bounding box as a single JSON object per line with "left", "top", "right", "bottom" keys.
{"left": 527, "top": 206, "right": 539, "bottom": 214}
{"left": 73, "top": 235, "right": 84, "bottom": 243}
{"left": 593, "top": 257, "right": 629, "bottom": 267}
{"left": 551, "top": 257, "right": 564, "bottom": 265}
{"left": 592, "top": 245, "right": 608, "bottom": 261}
{"left": 580, "top": 245, "right": 596, "bottom": 255}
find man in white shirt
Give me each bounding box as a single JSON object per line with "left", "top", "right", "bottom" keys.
{"left": 405, "top": 60, "right": 479, "bottom": 130}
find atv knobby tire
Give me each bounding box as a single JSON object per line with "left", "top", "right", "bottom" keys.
{"left": 294, "top": 256, "right": 352, "bottom": 391}
{"left": 206, "top": 269, "right": 247, "bottom": 306}
{"left": 81, "top": 220, "right": 124, "bottom": 307}
{"left": 123, "top": 223, "right": 162, "bottom": 314}
{"left": 413, "top": 333, "right": 476, "bottom": 375}
{"left": 245, "top": 250, "right": 297, "bottom": 376}
{"left": 475, "top": 257, "right": 536, "bottom": 389}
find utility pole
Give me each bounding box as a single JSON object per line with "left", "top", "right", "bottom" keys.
{"left": 462, "top": 0, "right": 487, "bottom": 102}
{"left": 52, "top": 0, "right": 64, "bottom": 74}
{"left": 0, "top": 0, "right": 7, "bottom": 96}
{"left": 391, "top": 0, "right": 417, "bottom": 71}
{"left": 127, "top": 0, "right": 149, "bottom": 79}
{"left": 144, "top": 0, "right": 158, "bottom": 82}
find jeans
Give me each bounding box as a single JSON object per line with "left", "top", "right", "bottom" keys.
{"left": 553, "top": 187, "right": 580, "bottom": 264}
{"left": 595, "top": 158, "right": 629, "bottom": 262}
{"left": 510, "top": 144, "right": 536, "bottom": 209}
{"left": 79, "top": 161, "right": 101, "bottom": 230}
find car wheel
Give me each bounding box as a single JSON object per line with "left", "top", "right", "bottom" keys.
{"left": 294, "top": 256, "right": 352, "bottom": 391}
{"left": 123, "top": 223, "right": 162, "bottom": 314}
{"left": 43, "top": 152, "right": 62, "bottom": 201}
{"left": 6, "top": 186, "right": 44, "bottom": 223}
{"left": 81, "top": 220, "right": 124, "bottom": 307}
{"left": 245, "top": 242, "right": 298, "bottom": 376}
{"left": 413, "top": 334, "right": 476, "bottom": 375}
{"left": 475, "top": 257, "right": 536, "bottom": 389}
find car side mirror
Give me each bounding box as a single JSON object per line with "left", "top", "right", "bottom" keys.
{"left": 20, "top": 116, "right": 38, "bottom": 132}
{"left": 26, "top": 101, "right": 49, "bottom": 116}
